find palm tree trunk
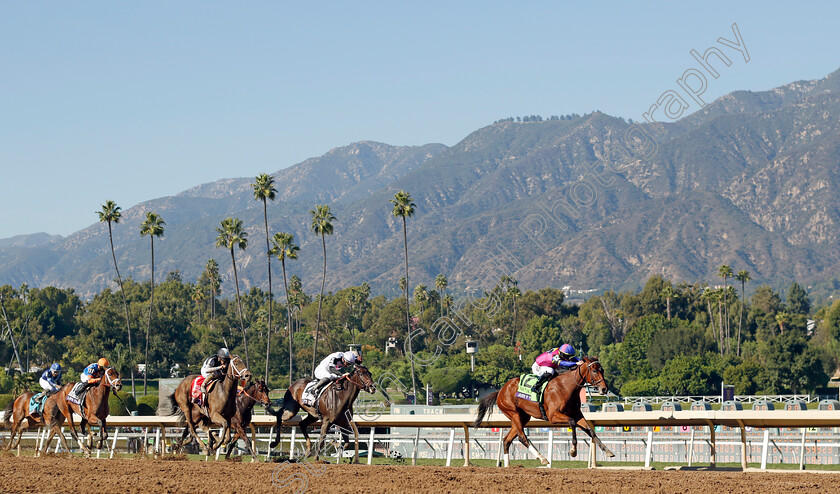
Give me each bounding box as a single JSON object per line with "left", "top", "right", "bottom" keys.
{"left": 666, "top": 296, "right": 671, "bottom": 321}
{"left": 230, "top": 247, "right": 250, "bottom": 368}
{"left": 282, "top": 259, "right": 293, "bottom": 388}
{"left": 107, "top": 222, "right": 136, "bottom": 397}
{"left": 263, "top": 200, "right": 272, "bottom": 386}
{"left": 738, "top": 282, "right": 745, "bottom": 357}
{"left": 718, "top": 299, "right": 724, "bottom": 355}
{"left": 311, "top": 234, "right": 327, "bottom": 378}
{"left": 144, "top": 236, "right": 154, "bottom": 396}
{"left": 402, "top": 217, "right": 419, "bottom": 402}
{"left": 707, "top": 300, "right": 719, "bottom": 356}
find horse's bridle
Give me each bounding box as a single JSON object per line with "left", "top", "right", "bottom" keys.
{"left": 240, "top": 385, "right": 270, "bottom": 405}
{"left": 339, "top": 368, "right": 372, "bottom": 391}
{"left": 226, "top": 357, "right": 249, "bottom": 380}
{"left": 574, "top": 360, "right": 604, "bottom": 389}
{"left": 103, "top": 368, "right": 121, "bottom": 388}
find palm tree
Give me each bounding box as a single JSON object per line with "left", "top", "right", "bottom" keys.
{"left": 735, "top": 270, "right": 751, "bottom": 356}
{"left": 270, "top": 232, "right": 300, "bottom": 387}
{"left": 215, "top": 217, "right": 250, "bottom": 368}
{"left": 97, "top": 200, "right": 136, "bottom": 397}
{"left": 140, "top": 211, "right": 165, "bottom": 395}
{"left": 701, "top": 288, "right": 721, "bottom": 355}
{"left": 391, "top": 190, "right": 419, "bottom": 402}
{"left": 252, "top": 173, "right": 277, "bottom": 385}
{"left": 509, "top": 281, "right": 521, "bottom": 346}
{"left": 309, "top": 205, "right": 336, "bottom": 377}
{"left": 192, "top": 285, "right": 205, "bottom": 324}
{"left": 205, "top": 259, "right": 220, "bottom": 322}
{"left": 718, "top": 264, "right": 733, "bottom": 354}
{"left": 398, "top": 276, "right": 406, "bottom": 293}
{"left": 435, "top": 274, "right": 448, "bottom": 315}
{"left": 660, "top": 284, "right": 676, "bottom": 321}
{"left": 776, "top": 311, "right": 790, "bottom": 334}
{"left": 414, "top": 284, "right": 428, "bottom": 315}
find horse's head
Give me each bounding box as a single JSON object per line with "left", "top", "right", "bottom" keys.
{"left": 253, "top": 380, "right": 271, "bottom": 406}
{"left": 352, "top": 364, "right": 376, "bottom": 394}
{"left": 104, "top": 367, "right": 122, "bottom": 392}
{"left": 228, "top": 355, "right": 251, "bottom": 382}
{"left": 579, "top": 357, "right": 609, "bottom": 396}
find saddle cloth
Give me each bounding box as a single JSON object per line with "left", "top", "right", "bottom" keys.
{"left": 190, "top": 376, "right": 205, "bottom": 402}
{"left": 66, "top": 383, "right": 89, "bottom": 416}
{"left": 301, "top": 380, "right": 332, "bottom": 407}
{"left": 515, "top": 374, "right": 549, "bottom": 402}
{"left": 29, "top": 392, "right": 45, "bottom": 414}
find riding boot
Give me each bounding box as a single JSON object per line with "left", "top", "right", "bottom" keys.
{"left": 531, "top": 373, "right": 552, "bottom": 393}
{"left": 312, "top": 377, "right": 332, "bottom": 394}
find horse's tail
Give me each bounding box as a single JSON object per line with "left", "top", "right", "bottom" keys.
{"left": 1, "top": 397, "right": 13, "bottom": 429}
{"left": 473, "top": 390, "right": 500, "bottom": 427}
{"left": 158, "top": 392, "right": 185, "bottom": 425}
{"left": 281, "top": 388, "right": 300, "bottom": 418}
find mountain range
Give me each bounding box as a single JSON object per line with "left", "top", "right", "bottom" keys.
{"left": 3, "top": 68, "right": 840, "bottom": 300}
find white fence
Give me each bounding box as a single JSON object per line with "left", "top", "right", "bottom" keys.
{"left": 4, "top": 410, "right": 840, "bottom": 471}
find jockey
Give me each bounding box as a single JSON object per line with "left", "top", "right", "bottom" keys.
{"left": 39, "top": 363, "right": 63, "bottom": 395}
{"left": 82, "top": 358, "right": 110, "bottom": 386}
{"left": 69, "top": 358, "right": 109, "bottom": 401}
{"left": 200, "top": 347, "right": 231, "bottom": 395}
{"left": 312, "top": 351, "right": 356, "bottom": 393}
{"left": 531, "top": 343, "right": 580, "bottom": 392}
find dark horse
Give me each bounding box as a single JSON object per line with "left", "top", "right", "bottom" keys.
{"left": 163, "top": 355, "right": 251, "bottom": 455}
{"left": 171, "top": 379, "right": 270, "bottom": 461}
{"left": 2, "top": 390, "right": 46, "bottom": 453}
{"left": 474, "top": 356, "right": 615, "bottom": 466}
{"left": 270, "top": 365, "right": 375, "bottom": 462}
{"left": 40, "top": 367, "right": 122, "bottom": 457}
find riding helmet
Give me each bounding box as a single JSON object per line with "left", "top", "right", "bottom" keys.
{"left": 98, "top": 357, "right": 110, "bottom": 367}
{"left": 559, "top": 343, "right": 575, "bottom": 357}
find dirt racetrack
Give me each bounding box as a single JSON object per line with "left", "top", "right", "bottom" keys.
{"left": 2, "top": 455, "right": 839, "bottom": 493}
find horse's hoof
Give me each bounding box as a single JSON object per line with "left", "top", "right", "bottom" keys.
{"left": 537, "top": 464, "right": 551, "bottom": 469}
{"left": 569, "top": 450, "right": 577, "bottom": 458}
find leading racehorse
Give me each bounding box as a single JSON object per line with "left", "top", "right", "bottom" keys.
{"left": 474, "top": 356, "right": 615, "bottom": 466}
{"left": 269, "top": 364, "right": 375, "bottom": 462}
{"left": 40, "top": 367, "right": 122, "bottom": 457}
{"left": 163, "top": 354, "right": 250, "bottom": 455}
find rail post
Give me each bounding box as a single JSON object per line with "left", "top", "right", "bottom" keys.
{"left": 798, "top": 428, "right": 806, "bottom": 470}
{"left": 760, "top": 429, "right": 769, "bottom": 470}
{"left": 462, "top": 425, "right": 471, "bottom": 466}
{"left": 367, "top": 428, "right": 375, "bottom": 465}
{"left": 547, "top": 429, "right": 554, "bottom": 467}
{"left": 644, "top": 428, "right": 654, "bottom": 468}
{"left": 445, "top": 429, "right": 455, "bottom": 466}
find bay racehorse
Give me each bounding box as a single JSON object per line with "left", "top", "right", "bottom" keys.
{"left": 2, "top": 391, "right": 45, "bottom": 452}
{"left": 474, "top": 356, "right": 615, "bottom": 466}
{"left": 40, "top": 367, "right": 122, "bottom": 457}
{"left": 163, "top": 355, "right": 250, "bottom": 455}
{"left": 223, "top": 380, "right": 271, "bottom": 460}
{"left": 269, "top": 364, "right": 375, "bottom": 462}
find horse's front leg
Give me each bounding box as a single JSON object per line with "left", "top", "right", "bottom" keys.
{"left": 313, "top": 420, "right": 332, "bottom": 461}
{"left": 568, "top": 418, "right": 578, "bottom": 458}
{"left": 576, "top": 416, "right": 614, "bottom": 457}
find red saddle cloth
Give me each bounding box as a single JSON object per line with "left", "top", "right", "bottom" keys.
{"left": 191, "top": 376, "right": 205, "bottom": 402}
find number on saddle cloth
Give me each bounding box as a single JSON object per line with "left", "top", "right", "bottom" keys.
{"left": 515, "top": 374, "right": 549, "bottom": 402}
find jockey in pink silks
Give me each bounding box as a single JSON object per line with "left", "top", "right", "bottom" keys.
{"left": 530, "top": 343, "right": 580, "bottom": 392}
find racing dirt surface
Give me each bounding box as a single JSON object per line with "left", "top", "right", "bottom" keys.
{"left": 2, "top": 455, "right": 839, "bottom": 493}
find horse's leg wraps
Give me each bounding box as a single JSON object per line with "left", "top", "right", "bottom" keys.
{"left": 503, "top": 453, "right": 510, "bottom": 467}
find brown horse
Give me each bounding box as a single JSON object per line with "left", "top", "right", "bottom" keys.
{"left": 2, "top": 391, "right": 45, "bottom": 452}
{"left": 223, "top": 380, "right": 271, "bottom": 461}
{"left": 474, "top": 356, "right": 615, "bottom": 466}
{"left": 270, "top": 364, "right": 375, "bottom": 462}
{"left": 163, "top": 355, "right": 251, "bottom": 455}
{"left": 40, "top": 367, "right": 122, "bottom": 457}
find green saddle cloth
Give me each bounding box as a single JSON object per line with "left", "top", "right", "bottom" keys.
{"left": 516, "top": 374, "right": 548, "bottom": 402}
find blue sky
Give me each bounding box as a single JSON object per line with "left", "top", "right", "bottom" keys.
{"left": 1, "top": 2, "right": 838, "bottom": 239}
